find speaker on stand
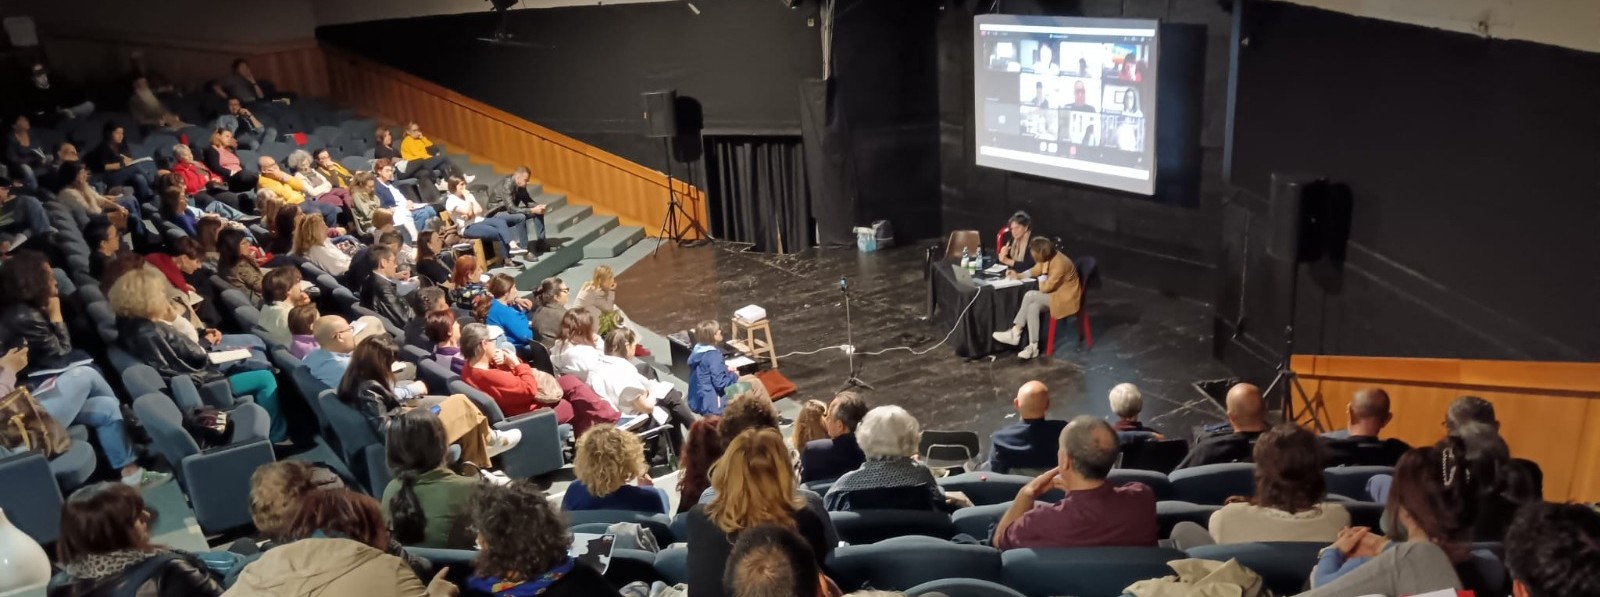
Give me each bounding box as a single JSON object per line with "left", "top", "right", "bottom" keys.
{"left": 1262, "top": 173, "right": 1344, "bottom": 431}
{"left": 643, "top": 89, "right": 708, "bottom": 254}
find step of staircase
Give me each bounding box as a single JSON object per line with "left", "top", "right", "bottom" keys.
{"left": 545, "top": 204, "right": 593, "bottom": 235}
{"left": 533, "top": 192, "right": 567, "bottom": 212}
{"left": 583, "top": 225, "right": 646, "bottom": 259}
{"left": 511, "top": 212, "right": 619, "bottom": 287}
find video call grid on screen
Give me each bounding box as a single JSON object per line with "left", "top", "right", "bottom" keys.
{"left": 975, "top": 16, "right": 1159, "bottom": 195}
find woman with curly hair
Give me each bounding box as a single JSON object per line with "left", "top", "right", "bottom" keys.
{"left": 562, "top": 424, "right": 667, "bottom": 514}
{"left": 290, "top": 213, "right": 355, "bottom": 277}
{"left": 1169, "top": 423, "right": 1349, "bottom": 549}
{"left": 0, "top": 249, "right": 79, "bottom": 372}
{"left": 465, "top": 479, "right": 624, "bottom": 597}
{"left": 676, "top": 416, "right": 723, "bottom": 514}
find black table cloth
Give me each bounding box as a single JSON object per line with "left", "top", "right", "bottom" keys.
{"left": 928, "top": 260, "right": 1036, "bottom": 358}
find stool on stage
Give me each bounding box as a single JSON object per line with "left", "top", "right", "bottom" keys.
{"left": 729, "top": 317, "right": 778, "bottom": 370}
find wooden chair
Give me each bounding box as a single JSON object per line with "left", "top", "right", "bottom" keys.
{"left": 943, "top": 230, "right": 981, "bottom": 260}
{"left": 438, "top": 211, "right": 499, "bottom": 268}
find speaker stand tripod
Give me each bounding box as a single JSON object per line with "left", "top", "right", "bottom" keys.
{"left": 1262, "top": 259, "right": 1330, "bottom": 432}
{"left": 836, "top": 278, "right": 875, "bottom": 392}
{"left": 653, "top": 137, "right": 710, "bottom": 256}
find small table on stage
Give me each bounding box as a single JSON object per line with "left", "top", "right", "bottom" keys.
{"left": 928, "top": 260, "right": 1037, "bottom": 358}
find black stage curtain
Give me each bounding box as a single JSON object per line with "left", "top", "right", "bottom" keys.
{"left": 800, "top": 78, "right": 858, "bottom": 248}
{"left": 705, "top": 135, "right": 814, "bottom": 253}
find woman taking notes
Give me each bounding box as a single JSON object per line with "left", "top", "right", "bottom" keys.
{"left": 991, "top": 237, "right": 1080, "bottom": 360}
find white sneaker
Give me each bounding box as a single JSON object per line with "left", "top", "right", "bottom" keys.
{"left": 479, "top": 469, "right": 512, "bottom": 485}
{"left": 122, "top": 468, "right": 173, "bottom": 489}
{"left": 464, "top": 174, "right": 477, "bottom": 183}
{"left": 992, "top": 328, "right": 1022, "bottom": 345}
{"left": 1017, "top": 344, "right": 1040, "bottom": 360}
{"left": 487, "top": 428, "right": 522, "bottom": 457}
{"left": 434, "top": 180, "right": 448, "bottom": 192}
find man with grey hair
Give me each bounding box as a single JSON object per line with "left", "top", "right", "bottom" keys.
{"left": 1322, "top": 387, "right": 1410, "bottom": 467}
{"left": 985, "top": 381, "right": 1066, "bottom": 475}
{"left": 822, "top": 405, "right": 947, "bottom": 512}
{"left": 993, "top": 415, "right": 1156, "bottom": 550}
{"left": 1109, "top": 382, "right": 1160, "bottom": 435}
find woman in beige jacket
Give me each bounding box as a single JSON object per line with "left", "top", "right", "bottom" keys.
{"left": 992, "top": 237, "right": 1081, "bottom": 359}
{"left": 225, "top": 488, "right": 458, "bottom": 597}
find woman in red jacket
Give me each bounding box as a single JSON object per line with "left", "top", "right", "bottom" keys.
{"left": 458, "top": 322, "right": 618, "bottom": 435}
{"left": 172, "top": 144, "right": 249, "bottom": 213}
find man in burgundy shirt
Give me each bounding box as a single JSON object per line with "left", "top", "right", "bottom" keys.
{"left": 992, "top": 415, "right": 1158, "bottom": 550}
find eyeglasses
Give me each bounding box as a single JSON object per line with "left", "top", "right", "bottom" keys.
{"left": 335, "top": 327, "right": 354, "bottom": 336}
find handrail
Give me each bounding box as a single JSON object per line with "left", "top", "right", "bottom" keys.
{"left": 321, "top": 45, "right": 707, "bottom": 235}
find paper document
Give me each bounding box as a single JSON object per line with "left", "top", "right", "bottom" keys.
{"left": 983, "top": 278, "right": 1026, "bottom": 290}
{"left": 390, "top": 362, "right": 408, "bottom": 373}
{"left": 26, "top": 358, "right": 93, "bottom": 378}
{"left": 726, "top": 356, "right": 756, "bottom": 369}
{"left": 207, "top": 349, "right": 251, "bottom": 364}
{"left": 351, "top": 321, "right": 369, "bottom": 336}
{"left": 984, "top": 264, "right": 1009, "bottom": 275}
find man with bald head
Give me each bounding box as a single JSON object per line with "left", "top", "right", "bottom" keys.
{"left": 985, "top": 381, "right": 1068, "bottom": 475}
{"left": 1176, "top": 382, "right": 1270, "bottom": 469}
{"left": 1322, "top": 387, "right": 1410, "bottom": 467}
{"left": 302, "top": 315, "right": 424, "bottom": 398}
{"left": 992, "top": 415, "right": 1157, "bottom": 550}
{"left": 255, "top": 154, "right": 341, "bottom": 226}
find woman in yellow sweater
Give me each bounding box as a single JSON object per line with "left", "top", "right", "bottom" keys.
{"left": 398, "top": 122, "right": 469, "bottom": 190}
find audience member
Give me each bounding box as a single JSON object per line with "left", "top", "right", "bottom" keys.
{"left": 726, "top": 524, "right": 825, "bottom": 597}
{"left": 85, "top": 219, "right": 119, "bottom": 279}
{"left": 172, "top": 144, "right": 247, "bottom": 212}
{"left": 790, "top": 399, "right": 829, "bottom": 456}
{"left": 549, "top": 306, "right": 604, "bottom": 376}
{"left": 0, "top": 178, "right": 54, "bottom": 254}
{"left": 576, "top": 265, "right": 631, "bottom": 338}
{"left": 349, "top": 170, "right": 381, "bottom": 236}
{"left": 1504, "top": 502, "right": 1600, "bottom": 597}
{"left": 361, "top": 245, "right": 417, "bottom": 324}
{"left": 564, "top": 424, "right": 669, "bottom": 514}
{"left": 989, "top": 237, "right": 1081, "bottom": 360}
{"left": 399, "top": 122, "right": 465, "bottom": 181}
{"left": 591, "top": 326, "right": 697, "bottom": 432}
{"left": 445, "top": 175, "right": 526, "bottom": 261}
{"left": 203, "top": 128, "right": 257, "bottom": 193}
{"left": 987, "top": 381, "right": 1067, "bottom": 475}
{"left": 485, "top": 166, "right": 548, "bottom": 253}
{"left": 1176, "top": 382, "right": 1268, "bottom": 469}
{"left": 287, "top": 304, "right": 320, "bottom": 359}
{"left": 425, "top": 309, "right": 465, "bottom": 373}
{"left": 1171, "top": 424, "right": 1349, "bottom": 549}
{"left": 688, "top": 320, "right": 769, "bottom": 415}
{"left": 463, "top": 480, "right": 624, "bottom": 597}
{"left": 305, "top": 314, "right": 420, "bottom": 394}
{"left": 84, "top": 124, "right": 154, "bottom": 201}
{"left": 371, "top": 158, "right": 431, "bottom": 238}
{"left": 214, "top": 97, "right": 272, "bottom": 150}
{"left": 225, "top": 489, "right": 458, "bottom": 597}
{"left": 374, "top": 137, "right": 442, "bottom": 206}
{"left": 459, "top": 322, "right": 567, "bottom": 418}
{"left": 336, "top": 334, "right": 517, "bottom": 469}
{"left": 0, "top": 346, "right": 166, "bottom": 487}
{"left": 383, "top": 409, "right": 478, "bottom": 549}
{"left": 258, "top": 156, "right": 341, "bottom": 227}
{"left": 1322, "top": 388, "right": 1409, "bottom": 467}
{"left": 56, "top": 160, "right": 133, "bottom": 229}
{"left": 800, "top": 392, "right": 868, "bottom": 483}
{"left": 48, "top": 483, "right": 224, "bottom": 597}
{"left": 1108, "top": 382, "right": 1159, "bottom": 436}
{"left": 292, "top": 214, "right": 355, "bottom": 277}
{"left": 481, "top": 273, "right": 539, "bottom": 353}
{"left": 414, "top": 231, "right": 452, "bottom": 285}
{"left": 993, "top": 416, "right": 1157, "bottom": 550}
{"left": 218, "top": 227, "right": 267, "bottom": 304}
{"left": 312, "top": 148, "right": 356, "bottom": 190}
{"left": 678, "top": 415, "right": 724, "bottom": 514}
{"left": 247, "top": 461, "right": 325, "bottom": 545}
{"left": 256, "top": 266, "right": 312, "bottom": 346}
{"left": 687, "top": 428, "right": 832, "bottom": 597}
{"left": 6, "top": 115, "right": 47, "bottom": 189}
{"left": 404, "top": 286, "right": 450, "bottom": 348}
{"left": 1309, "top": 437, "right": 1498, "bottom": 595}
{"left": 530, "top": 276, "right": 568, "bottom": 346}
{"left": 286, "top": 149, "right": 350, "bottom": 211}
{"left": 1455, "top": 421, "right": 1543, "bottom": 542}
{"left": 128, "top": 76, "right": 184, "bottom": 130}
{"left": 1445, "top": 395, "right": 1496, "bottom": 433}
{"left": 0, "top": 250, "right": 79, "bottom": 372}
{"left": 448, "top": 255, "right": 489, "bottom": 310}
{"left": 824, "top": 405, "right": 951, "bottom": 512}
{"left": 220, "top": 59, "right": 277, "bottom": 104}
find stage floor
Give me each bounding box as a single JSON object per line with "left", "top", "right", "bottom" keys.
{"left": 617, "top": 241, "right": 1233, "bottom": 445}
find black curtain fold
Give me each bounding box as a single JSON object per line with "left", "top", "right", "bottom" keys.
{"left": 705, "top": 136, "right": 814, "bottom": 253}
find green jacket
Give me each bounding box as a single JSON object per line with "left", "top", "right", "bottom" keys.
{"left": 381, "top": 468, "right": 478, "bottom": 549}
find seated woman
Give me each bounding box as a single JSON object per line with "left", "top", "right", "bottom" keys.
{"left": 56, "top": 161, "right": 132, "bottom": 229}
{"left": 414, "top": 230, "right": 452, "bottom": 285}
{"left": 337, "top": 334, "right": 519, "bottom": 471}
{"left": 447, "top": 255, "right": 488, "bottom": 310}
{"left": 286, "top": 149, "right": 351, "bottom": 212}
{"left": 312, "top": 148, "right": 356, "bottom": 190}
{"left": 287, "top": 303, "right": 320, "bottom": 359}
{"left": 0, "top": 250, "right": 84, "bottom": 373}
{"left": 172, "top": 144, "right": 248, "bottom": 213}
{"left": 218, "top": 227, "right": 267, "bottom": 305}
{"left": 687, "top": 428, "right": 831, "bottom": 597}
{"left": 290, "top": 213, "right": 356, "bottom": 277}
{"left": 686, "top": 320, "right": 769, "bottom": 416}
{"left": 203, "top": 128, "right": 258, "bottom": 193}
{"left": 84, "top": 123, "right": 155, "bottom": 202}
{"left": 676, "top": 416, "right": 724, "bottom": 514}
{"left": 1306, "top": 436, "right": 1499, "bottom": 596}
{"left": 1108, "top": 382, "right": 1161, "bottom": 437}
{"left": 1169, "top": 424, "right": 1350, "bottom": 549}
{"left": 575, "top": 266, "right": 638, "bottom": 347}
{"left": 399, "top": 122, "right": 466, "bottom": 183}
{"left": 256, "top": 266, "right": 314, "bottom": 347}
{"left": 47, "top": 483, "right": 224, "bottom": 597}
{"left": 465, "top": 480, "right": 626, "bottom": 597}
{"left": 459, "top": 322, "right": 615, "bottom": 435}
{"left": 383, "top": 409, "right": 479, "bottom": 549}
{"left": 7, "top": 115, "right": 46, "bottom": 189}
{"left": 530, "top": 277, "right": 569, "bottom": 347}
{"left": 597, "top": 327, "right": 697, "bottom": 432}
{"left": 228, "top": 488, "right": 457, "bottom": 597}
{"left": 823, "top": 406, "right": 948, "bottom": 512}
{"left": 998, "top": 211, "right": 1036, "bottom": 273}
{"left": 564, "top": 424, "right": 669, "bottom": 514}
{"left": 373, "top": 129, "right": 440, "bottom": 204}
{"left": 349, "top": 171, "right": 381, "bottom": 238}
{"left": 110, "top": 268, "right": 286, "bottom": 443}
{"left": 549, "top": 308, "right": 606, "bottom": 379}
{"left": 478, "top": 273, "right": 539, "bottom": 354}
{"left": 444, "top": 175, "right": 526, "bottom": 262}
{"left": 158, "top": 174, "right": 247, "bottom": 224}
{"left": 425, "top": 309, "right": 465, "bottom": 374}
{"left": 144, "top": 239, "right": 269, "bottom": 365}
{"left": 789, "top": 399, "right": 829, "bottom": 459}
{"left": 990, "top": 237, "right": 1082, "bottom": 360}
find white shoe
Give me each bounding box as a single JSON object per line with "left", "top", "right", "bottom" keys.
{"left": 434, "top": 180, "right": 448, "bottom": 192}
{"left": 479, "top": 469, "right": 512, "bottom": 485}
{"left": 992, "top": 328, "right": 1022, "bottom": 346}
{"left": 464, "top": 174, "right": 477, "bottom": 183}
{"left": 1017, "top": 344, "right": 1040, "bottom": 360}
{"left": 487, "top": 428, "right": 522, "bottom": 458}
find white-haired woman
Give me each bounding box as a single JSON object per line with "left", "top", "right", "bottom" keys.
{"left": 1109, "top": 382, "right": 1161, "bottom": 437}
{"left": 286, "top": 149, "right": 352, "bottom": 212}
{"left": 822, "top": 405, "right": 948, "bottom": 512}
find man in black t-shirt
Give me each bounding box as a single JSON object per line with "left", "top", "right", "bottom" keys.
{"left": 1176, "top": 383, "right": 1268, "bottom": 469}
{"left": 1322, "top": 387, "right": 1410, "bottom": 467}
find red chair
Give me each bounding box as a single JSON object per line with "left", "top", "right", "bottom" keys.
{"left": 1044, "top": 256, "right": 1098, "bottom": 357}
{"left": 995, "top": 226, "right": 1011, "bottom": 255}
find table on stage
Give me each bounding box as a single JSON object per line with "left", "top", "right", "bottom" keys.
{"left": 928, "top": 260, "right": 1037, "bottom": 358}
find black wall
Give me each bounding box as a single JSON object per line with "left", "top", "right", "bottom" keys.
{"left": 1217, "top": 3, "right": 1600, "bottom": 369}
{"left": 317, "top": 2, "right": 824, "bottom": 172}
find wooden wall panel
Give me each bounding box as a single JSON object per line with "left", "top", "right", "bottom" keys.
{"left": 1292, "top": 354, "right": 1600, "bottom": 502}
{"left": 321, "top": 48, "right": 702, "bottom": 235}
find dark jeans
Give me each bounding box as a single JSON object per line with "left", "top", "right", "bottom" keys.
{"left": 100, "top": 167, "right": 153, "bottom": 200}
{"left": 298, "top": 200, "right": 341, "bottom": 228}
{"left": 463, "top": 216, "right": 528, "bottom": 257}
{"left": 509, "top": 188, "right": 547, "bottom": 241}
{"left": 0, "top": 195, "right": 53, "bottom": 244}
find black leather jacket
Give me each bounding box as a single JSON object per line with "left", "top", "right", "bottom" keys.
{"left": 47, "top": 551, "right": 224, "bottom": 597}
{"left": 115, "top": 316, "right": 224, "bottom": 384}
{"left": 486, "top": 174, "right": 532, "bottom": 216}
{"left": 360, "top": 274, "right": 414, "bottom": 326}
{"left": 347, "top": 378, "right": 405, "bottom": 436}
{"left": 0, "top": 302, "right": 76, "bottom": 371}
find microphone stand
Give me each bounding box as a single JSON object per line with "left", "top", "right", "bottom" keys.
{"left": 836, "top": 276, "right": 875, "bottom": 392}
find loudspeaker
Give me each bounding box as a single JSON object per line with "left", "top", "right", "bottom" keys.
{"left": 642, "top": 90, "right": 678, "bottom": 138}
{"left": 1267, "top": 173, "right": 1353, "bottom": 264}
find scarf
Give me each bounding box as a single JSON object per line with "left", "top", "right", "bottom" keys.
{"left": 466, "top": 557, "right": 576, "bottom": 596}
{"left": 62, "top": 548, "right": 167, "bottom": 580}
{"left": 1008, "top": 231, "right": 1030, "bottom": 263}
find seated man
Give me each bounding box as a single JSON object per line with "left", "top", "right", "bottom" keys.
{"left": 993, "top": 416, "right": 1157, "bottom": 550}
{"left": 256, "top": 155, "right": 339, "bottom": 227}
{"left": 0, "top": 180, "right": 55, "bottom": 253}
{"left": 303, "top": 315, "right": 421, "bottom": 398}
{"left": 1176, "top": 383, "right": 1269, "bottom": 469}
{"left": 997, "top": 210, "right": 1036, "bottom": 273}
{"left": 359, "top": 245, "right": 417, "bottom": 326}
{"left": 725, "top": 524, "right": 822, "bottom": 597}
{"left": 486, "top": 166, "right": 550, "bottom": 252}
{"left": 986, "top": 380, "right": 1067, "bottom": 475}
{"left": 1504, "top": 502, "right": 1600, "bottom": 597}
{"left": 1321, "top": 387, "right": 1410, "bottom": 467}
{"left": 799, "top": 391, "right": 868, "bottom": 483}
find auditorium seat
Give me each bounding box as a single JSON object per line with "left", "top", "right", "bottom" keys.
{"left": 133, "top": 393, "right": 275, "bottom": 534}
{"left": 0, "top": 451, "right": 65, "bottom": 545}
{"left": 938, "top": 472, "right": 1061, "bottom": 506}
{"left": 1107, "top": 468, "right": 1174, "bottom": 501}
{"left": 1155, "top": 500, "right": 1221, "bottom": 538}
{"left": 827, "top": 536, "right": 1002, "bottom": 592}
{"left": 951, "top": 502, "right": 1008, "bottom": 540}
{"left": 906, "top": 578, "right": 1027, "bottom": 597}
{"left": 654, "top": 546, "right": 689, "bottom": 585}
{"left": 564, "top": 510, "right": 677, "bottom": 545}
{"left": 952, "top": 499, "right": 1221, "bottom": 541}
{"left": 1185, "top": 541, "right": 1322, "bottom": 595}
{"left": 1118, "top": 438, "right": 1190, "bottom": 474}
{"left": 1168, "top": 462, "right": 1255, "bottom": 505}
{"left": 1001, "top": 546, "right": 1186, "bottom": 597}
{"left": 448, "top": 379, "right": 566, "bottom": 478}
{"left": 829, "top": 509, "right": 956, "bottom": 544}
{"left": 1324, "top": 465, "right": 1393, "bottom": 501}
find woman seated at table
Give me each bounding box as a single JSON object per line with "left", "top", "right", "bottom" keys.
{"left": 998, "top": 211, "right": 1036, "bottom": 273}
{"left": 990, "top": 237, "right": 1080, "bottom": 360}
